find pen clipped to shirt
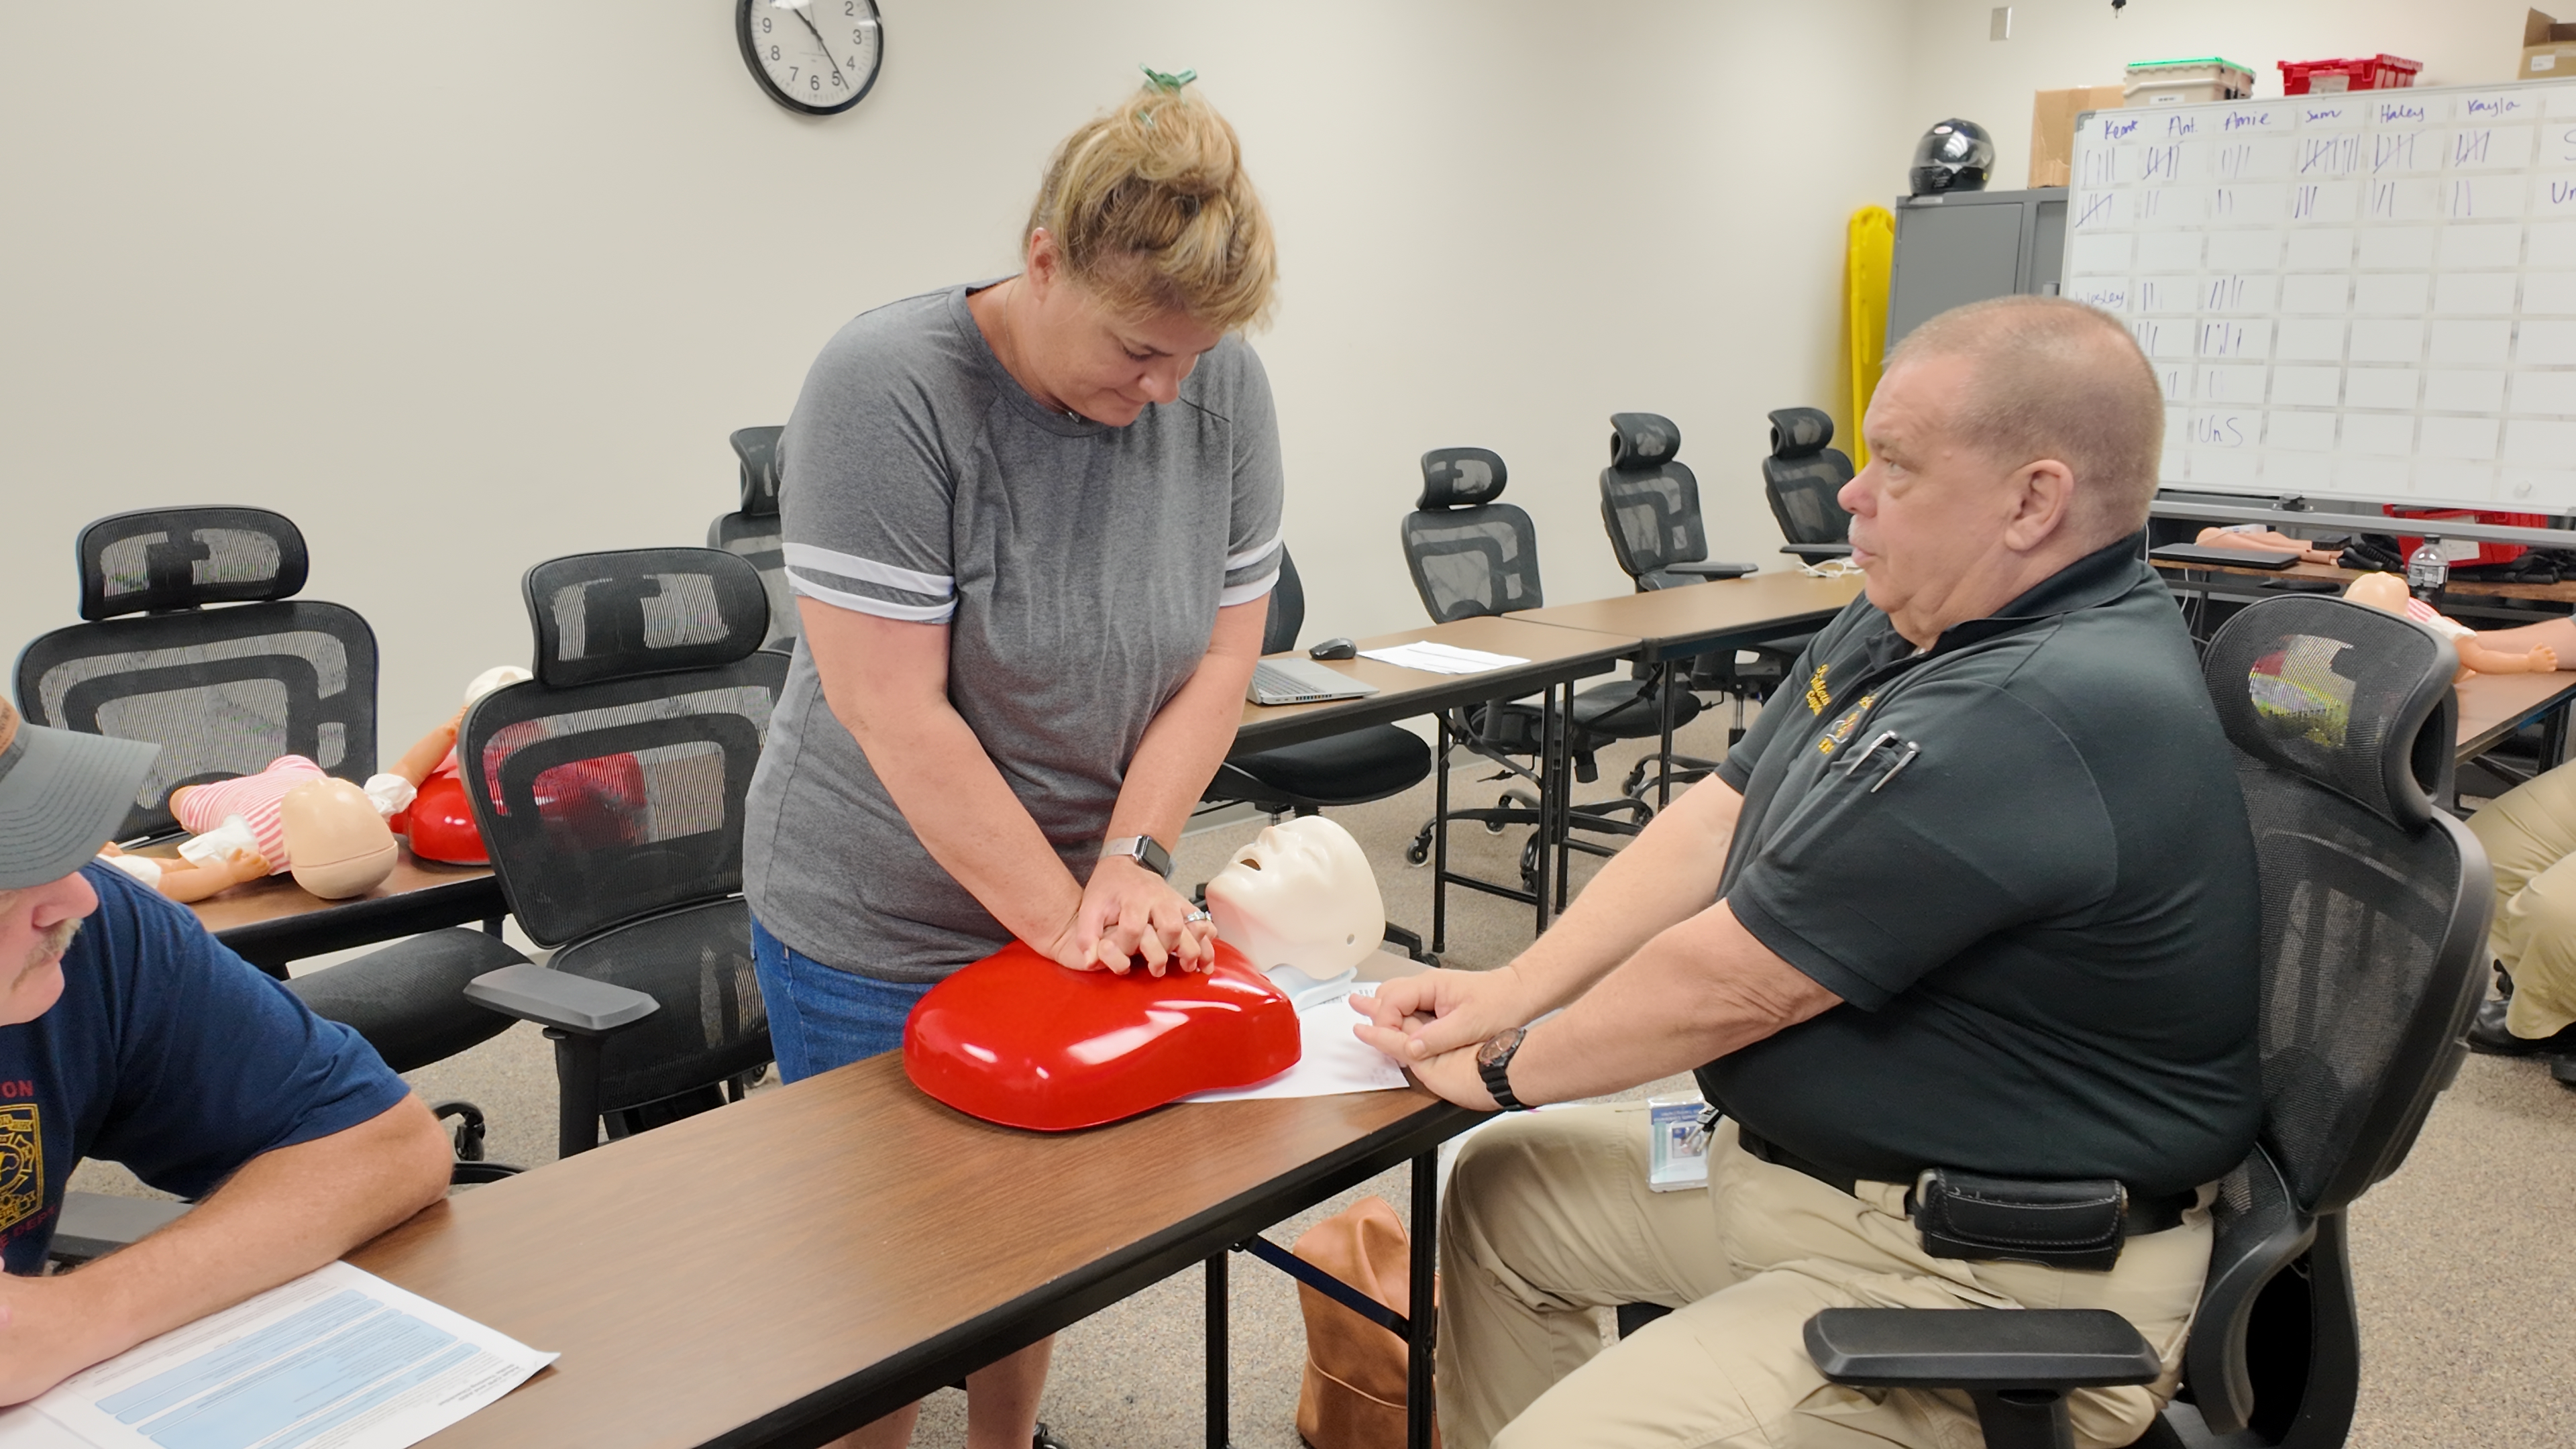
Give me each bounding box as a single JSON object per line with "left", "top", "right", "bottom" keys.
{"left": 1841, "top": 729, "right": 1921, "bottom": 793}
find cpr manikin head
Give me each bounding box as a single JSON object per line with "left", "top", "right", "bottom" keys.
{"left": 1203, "top": 816, "right": 1385, "bottom": 976}
{"left": 278, "top": 778, "right": 398, "bottom": 898}
{"left": 2343, "top": 573, "right": 2410, "bottom": 614}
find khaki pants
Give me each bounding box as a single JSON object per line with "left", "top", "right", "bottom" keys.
{"left": 2466, "top": 759, "right": 2576, "bottom": 1038}
{"left": 1438, "top": 1106, "right": 2212, "bottom": 1449}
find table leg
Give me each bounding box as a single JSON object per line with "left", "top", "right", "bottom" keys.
{"left": 1554, "top": 680, "right": 1575, "bottom": 916}
{"left": 1432, "top": 714, "right": 1452, "bottom": 956}
{"left": 2547, "top": 697, "right": 2573, "bottom": 772}
{"left": 1205, "top": 1252, "right": 1230, "bottom": 1449}
{"left": 1657, "top": 656, "right": 1679, "bottom": 812}
{"left": 1535, "top": 683, "right": 1562, "bottom": 932}
{"left": 1407, "top": 1150, "right": 1438, "bottom": 1449}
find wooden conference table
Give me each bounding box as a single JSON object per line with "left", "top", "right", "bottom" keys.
{"left": 360, "top": 1053, "right": 1477, "bottom": 1449}
{"left": 2453, "top": 667, "right": 2576, "bottom": 769}
{"left": 1233, "top": 613, "right": 1641, "bottom": 941}
{"left": 170, "top": 844, "right": 503, "bottom": 977}
{"left": 1509, "top": 571, "right": 1872, "bottom": 814}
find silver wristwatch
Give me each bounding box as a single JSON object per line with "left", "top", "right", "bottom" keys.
{"left": 1100, "top": 835, "right": 1173, "bottom": 879}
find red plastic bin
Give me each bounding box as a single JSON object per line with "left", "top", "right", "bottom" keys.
{"left": 2278, "top": 55, "right": 2421, "bottom": 95}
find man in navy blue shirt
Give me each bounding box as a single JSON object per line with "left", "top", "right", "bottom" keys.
{"left": 0, "top": 698, "right": 450, "bottom": 1405}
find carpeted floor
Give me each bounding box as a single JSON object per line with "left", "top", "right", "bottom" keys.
{"left": 67, "top": 700, "right": 2576, "bottom": 1447}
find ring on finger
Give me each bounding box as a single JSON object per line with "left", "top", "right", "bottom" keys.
{"left": 1184, "top": 907, "right": 1212, "bottom": 924}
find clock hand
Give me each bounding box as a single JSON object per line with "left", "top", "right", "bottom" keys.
{"left": 790, "top": 5, "right": 848, "bottom": 89}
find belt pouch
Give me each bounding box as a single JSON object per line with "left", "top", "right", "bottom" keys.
{"left": 1911, "top": 1168, "right": 2125, "bottom": 1271}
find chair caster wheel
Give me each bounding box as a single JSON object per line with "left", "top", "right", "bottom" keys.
{"left": 1404, "top": 830, "right": 1433, "bottom": 867}
{"left": 1483, "top": 818, "right": 1508, "bottom": 835}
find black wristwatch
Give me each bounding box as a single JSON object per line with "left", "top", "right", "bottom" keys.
{"left": 1476, "top": 1026, "right": 1532, "bottom": 1111}
{"left": 1100, "top": 835, "right": 1173, "bottom": 879}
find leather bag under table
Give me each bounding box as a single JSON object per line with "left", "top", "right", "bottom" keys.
{"left": 1293, "top": 1195, "right": 1440, "bottom": 1449}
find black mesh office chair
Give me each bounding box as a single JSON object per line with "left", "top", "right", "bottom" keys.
{"left": 1595, "top": 412, "right": 1759, "bottom": 799}
{"left": 14, "top": 507, "right": 379, "bottom": 841}
{"left": 1206, "top": 548, "right": 1434, "bottom": 814}
{"left": 1598, "top": 413, "right": 1757, "bottom": 590}
{"left": 1763, "top": 407, "right": 1858, "bottom": 564}
{"left": 1797, "top": 595, "right": 2490, "bottom": 1449}
{"left": 458, "top": 547, "right": 786, "bottom": 1159}
{"left": 1396, "top": 449, "right": 1664, "bottom": 906}
{"left": 707, "top": 425, "right": 796, "bottom": 653}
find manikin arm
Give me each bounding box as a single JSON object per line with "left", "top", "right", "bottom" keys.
{"left": 387, "top": 708, "right": 466, "bottom": 788}
{"left": 2195, "top": 525, "right": 2340, "bottom": 566}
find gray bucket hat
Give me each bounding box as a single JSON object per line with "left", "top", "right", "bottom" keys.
{"left": 0, "top": 697, "right": 160, "bottom": 891}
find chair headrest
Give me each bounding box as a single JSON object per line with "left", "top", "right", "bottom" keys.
{"left": 523, "top": 548, "right": 773, "bottom": 689}
{"left": 1768, "top": 408, "right": 1837, "bottom": 460}
{"left": 1417, "top": 448, "right": 1509, "bottom": 509}
{"left": 2201, "top": 595, "right": 2455, "bottom": 832}
{"left": 74, "top": 506, "right": 310, "bottom": 621}
{"left": 1608, "top": 413, "right": 1681, "bottom": 472}
{"left": 731, "top": 426, "right": 785, "bottom": 517}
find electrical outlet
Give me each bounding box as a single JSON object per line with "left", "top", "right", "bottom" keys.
{"left": 1990, "top": 5, "right": 2012, "bottom": 40}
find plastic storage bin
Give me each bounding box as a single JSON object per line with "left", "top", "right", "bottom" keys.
{"left": 2277, "top": 54, "right": 2421, "bottom": 95}
{"left": 2124, "top": 57, "right": 2256, "bottom": 106}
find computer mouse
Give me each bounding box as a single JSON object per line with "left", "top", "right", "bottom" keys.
{"left": 1309, "top": 637, "right": 1357, "bottom": 661}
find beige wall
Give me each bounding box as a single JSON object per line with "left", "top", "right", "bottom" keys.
{"left": 2, "top": 2, "right": 1894, "bottom": 741}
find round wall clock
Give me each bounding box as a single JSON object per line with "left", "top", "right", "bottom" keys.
{"left": 737, "top": 0, "right": 883, "bottom": 116}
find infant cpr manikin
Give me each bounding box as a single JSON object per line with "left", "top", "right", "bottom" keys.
{"left": 1203, "top": 817, "right": 1386, "bottom": 976}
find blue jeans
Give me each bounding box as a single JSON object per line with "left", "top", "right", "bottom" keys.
{"left": 750, "top": 917, "right": 937, "bottom": 1083}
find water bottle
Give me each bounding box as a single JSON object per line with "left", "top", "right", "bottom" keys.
{"left": 2406, "top": 537, "right": 2450, "bottom": 598}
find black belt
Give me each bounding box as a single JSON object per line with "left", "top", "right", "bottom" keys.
{"left": 1735, "top": 1127, "right": 2194, "bottom": 1237}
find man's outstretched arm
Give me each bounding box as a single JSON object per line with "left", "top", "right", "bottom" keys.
{"left": 1358, "top": 899, "right": 1841, "bottom": 1110}
{"left": 0, "top": 1092, "right": 451, "bottom": 1405}
{"left": 1351, "top": 773, "right": 1750, "bottom": 1060}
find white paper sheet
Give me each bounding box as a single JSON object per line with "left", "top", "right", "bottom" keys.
{"left": 1355, "top": 641, "right": 1527, "bottom": 676}
{"left": 0, "top": 1261, "right": 553, "bottom": 1449}
{"left": 1184, "top": 972, "right": 1408, "bottom": 1102}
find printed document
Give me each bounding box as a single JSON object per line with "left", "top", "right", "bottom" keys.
{"left": 0, "top": 1261, "right": 553, "bottom": 1449}
{"left": 1356, "top": 641, "right": 1527, "bottom": 676}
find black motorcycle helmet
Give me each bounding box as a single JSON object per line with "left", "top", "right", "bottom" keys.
{"left": 1909, "top": 119, "right": 1995, "bottom": 196}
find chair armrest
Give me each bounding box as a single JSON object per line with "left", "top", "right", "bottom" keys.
{"left": 1803, "top": 1308, "right": 2160, "bottom": 1391}
{"left": 1779, "top": 543, "right": 1855, "bottom": 559}
{"left": 466, "top": 963, "right": 659, "bottom": 1036}
{"left": 1667, "top": 559, "right": 1759, "bottom": 579}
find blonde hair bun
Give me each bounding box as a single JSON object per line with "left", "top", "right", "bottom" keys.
{"left": 1027, "top": 71, "right": 1277, "bottom": 332}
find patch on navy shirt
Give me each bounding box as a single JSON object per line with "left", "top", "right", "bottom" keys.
{"left": 0, "top": 1104, "right": 40, "bottom": 1237}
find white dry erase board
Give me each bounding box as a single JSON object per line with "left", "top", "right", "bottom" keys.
{"left": 2068, "top": 80, "right": 2576, "bottom": 510}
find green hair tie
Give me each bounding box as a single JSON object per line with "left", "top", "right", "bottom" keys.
{"left": 1140, "top": 64, "right": 1198, "bottom": 93}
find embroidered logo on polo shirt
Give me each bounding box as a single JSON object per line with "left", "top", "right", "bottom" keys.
{"left": 1804, "top": 664, "right": 1831, "bottom": 716}
{"left": 1815, "top": 695, "right": 1878, "bottom": 754}
{"left": 0, "top": 1104, "right": 38, "bottom": 1238}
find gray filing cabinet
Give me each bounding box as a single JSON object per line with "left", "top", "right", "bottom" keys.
{"left": 1883, "top": 187, "right": 2068, "bottom": 356}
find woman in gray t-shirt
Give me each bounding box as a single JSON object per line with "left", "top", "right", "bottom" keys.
{"left": 741, "top": 74, "right": 1281, "bottom": 1447}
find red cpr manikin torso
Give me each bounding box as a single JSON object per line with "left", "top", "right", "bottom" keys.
{"left": 902, "top": 818, "right": 1389, "bottom": 1130}
{"left": 904, "top": 939, "right": 1298, "bottom": 1131}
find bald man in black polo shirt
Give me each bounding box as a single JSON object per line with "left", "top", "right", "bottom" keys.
{"left": 1356, "top": 296, "right": 2261, "bottom": 1449}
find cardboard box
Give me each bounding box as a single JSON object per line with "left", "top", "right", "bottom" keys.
{"left": 2525, "top": 8, "right": 2576, "bottom": 78}
{"left": 2029, "top": 84, "right": 2127, "bottom": 188}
